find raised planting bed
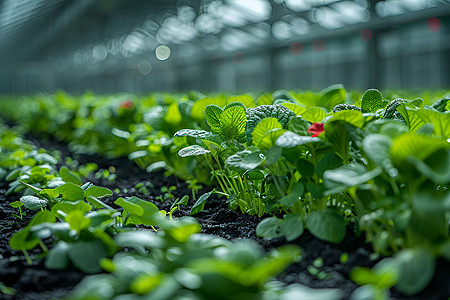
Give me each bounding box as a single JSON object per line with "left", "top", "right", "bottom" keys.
{"left": 0, "top": 86, "right": 449, "bottom": 299}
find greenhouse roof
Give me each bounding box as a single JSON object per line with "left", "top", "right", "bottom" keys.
{"left": 1, "top": 0, "right": 449, "bottom": 69}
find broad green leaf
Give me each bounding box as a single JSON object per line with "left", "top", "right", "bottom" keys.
{"left": 52, "top": 201, "right": 92, "bottom": 216}
{"left": 164, "top": 102, "right": 182, "bottom": 126}
{"left": 55, "top": 183, "right": 85, "bottom": 202}
{"left": 396, "top": 104, "right": 424, "bottom": 133}
{"left": 324, "top": 120, "right": 351, "bottom": 163}
{"left": 284, "top": 214, "right": 304, "bottom": 242}
{"left": 204, "top": 104, "right": 223, "bottom": 133}
{"left": 324, "top": 164, "right": 382, "bottom": 194}
{"left": 281, "top": 103, "right": 307, "bottom": 116}
{"left": 306, "top": 209, "right": 346, "bottom": 244}
{"left": 20, "top": 195, "right": 48, "bottom": 210}
{"left": 302, "top": 107, "right": 327, "bottom": 123}
{"left": 390, "top": 134, "right": 449, "bottom": 166}
{"left": 190, "top": 96, "right": 227, "bottom": 122}
{"left": 258, "top": 128, "right": 286, "bottom": 151}
{"left": 66, "top": 210, "right": 91, "bottom": 233}
{"left": 227, "top": 95, "right": 255, "bottom": 108}
{"left": 10, "top": 201, "right": 23, "bottom": 208}
{"left": 191, "top": 189, "right": 215, "bottom": 215}
{"left": 178, "top": 145, "right": 210, "bottom": 157}
{"left": 59, "top": 166, "right": 82, "bottom": 185}
{"left": 115, "top": 231, "right": 164, "bottom": 255}
{"left": 362, "top": 134, "right": 394, "bottom": 173}
{"left": 275, "top": 131, "right": 321, "bottom": 148}
{"left": 85, "top": 186, "right": 113, "bottom": 199}
{"left": 414, "top": 109, "right": 450, "bottom": 139}
{"left": 225, "top": 150, "right": 265, "bottom": 171}
{"left": 220, "top": 106, "right": 247, "bottom": 140}
{"left": 332, "top": 110, "right": 365, "bottom": 128}
{"left": 256, "top": 217, "right": 285, "bottom": 238}
{"left": 318, "top": 84, "right": 346, "bottom": 111}
{"left": 67, "top": 240, "right": 108, "bottom": 274}
{"left": 280, "top": 183, "right": 304, "bottom": 207}
{"left": 407, "top": 150, "right": 450, "bottom": 184}
{"left": 45, "top": 241, "right": 70, "bottom": 270}
{"left": 252, "top": 117, "right": 282, "bottom": 147}
{"left": 288, "top": 116, "right": 310, "bottom": 135}
{"left": 315, "top": 153, "right": 343, "bottom": 178}
{"left": 296, "top": 158, "right": 315, "bottom": 178}
{"left": 9, "top": 211, "right": 56, "bottom": 251}
{"left": 361, "top": 89, "right": 383, "bottom": 113}
{"left": 114, "top": 197, "right": 144, "bottom": 216}
{"left": 393, "top": 248, "right": 436, "bottom": 295}
{"left": 257, "top": 93, "right": 273, "bottom": 105}
{"left": 116, "top": 196, "right": 160, "bottom": 226}
{"left": 164, "top": 218, "right": 201, "bottom": 243}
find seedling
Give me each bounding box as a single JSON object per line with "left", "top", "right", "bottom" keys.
{"left": 10, "top": 201, "right": 26, "bottom": 219}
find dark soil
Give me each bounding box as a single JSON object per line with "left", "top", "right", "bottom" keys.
{"left": 1, "top": 137, "right": 449, "bottom": 300}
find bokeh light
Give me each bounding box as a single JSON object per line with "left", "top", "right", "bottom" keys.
{"left": 359, "top": 29, "right": 372, "bottom": 42}
{"left": 427, "top": 17, "right": 441, "bottom": 32}
{"left": 289, "top": 42, "right": 303, "bottom": 56}
{"left": 155, "top": 45, "right": 171, "bottom": 61}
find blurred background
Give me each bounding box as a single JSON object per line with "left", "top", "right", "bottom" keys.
{"left": 0, "top": 0, "right": 449, "bottom": 95}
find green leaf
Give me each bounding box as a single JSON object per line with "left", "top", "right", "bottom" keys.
{"left": 174, "top": 129, "right": 212, "bottom": 139}
{"left": 10, "top": 201, "right": 23, "bottom": 208}
{"left": 306, "top": 209, "right": 346, "bottom": 244}
{"left": 281, "top": 103, "right": 307, "bottom": 115}
{"left": 332, "top": 110, "right": 365, "bottom": 128}
{"left": 191, "top": 189, "right": 214, "bottom": 215}
{"left": 55, "top": 183, "right": 85, "bottom": 202}
{"left": 178, "top": 145, "right": 210, "bottom": 157}
{"left": 324, "top": 164, "right": 382, "bottom": 195}
{"left": 204, "top": 104, "right": 223, "bottom": 133}
{"left": 164, "top": 102, "right": 182, "bottom": 126}
{"left": 393, "top": 248, "right": 436, "bottom": 295}
{"left": 225, "top": 150, "right": 265, "bottom": 171}
{"left": 256, "top": 217, "right": 285, "bottom": 238}
{"left": 114, "top": 197, "right": 144, "bottom": 216}
{"left": 85, "top": 196, "right": 115, "bottom": 210}
{"left": 190, "top": 96, "right": 227, "bottom": 122}
{"left": 59, "top": 166, "right": 82, "bottom": 185}
{"left": 19, "top": 181, "right": 42, "bottom": 193}
{"left": 128, "top": 150, "right": 150, "bottom": 160}
{"left": 279, "top": 284, "right": 342, "bottom": 300}
{"left": 315, "top": 153, "right": 343, "bottom": 178}
{"left": 45, "top": 241, "right": 70, "bottom": 270}
{"left": 362, "top": 134, "right": 394, "bottom": 173}
{"left": 67, "top": 240, "right": 108, "bottom": 274}
{"left": 275, "top": 131, "right": 321, "bottom": 148}
{"left": 396, "top": 104, "right": 424, "bottom": 133}
{"left": 252, "top": 117, "right": 282, "bottom": 147}
{"left": 361, "top": 89, "right": 383, "bottom": 113}
{"left": 318, "top": 84, "right": 347, "bottom": 111}
{"left": 284, "top": 214, "right": 304, "bottom": 242}
{"left": 296, "top": 159, "right": 315, "bottom": 178}
{"left": 52, "top": 201, "right": 92, "bottom": 216}
{"left": 280, "top": 183, "right": 304, "bottom": 207}
{"left": 220, "top": 106, "right": 247, "bottom": 140}
{"left": 302, "top": 107, "right": 327, "bottom": 123}
{"left": 227, "top": 95, "right": 255, "bottom": 108}
{"left": 84, "top": 186, "right": 113, "bottom": 199}
{"left": 324, "top": 120, "right": 351, "bottom": 163}
{"left": 414, "top": 109, "right": 450, "bottom": 139}
{"left": 66, "top": 210, "right": 91, "bottom": 233}
{"left": 390, "top": 135, "right": 449, "bottom": 175}
{"left": 20, "top": 195, "right": 48, "bottom": 210}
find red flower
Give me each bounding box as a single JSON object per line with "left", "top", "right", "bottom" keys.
{"left": 119, "top": 100, "right": 133, "bottom": 109}
{"left": 307, "top": 122, "right": 324, "bottom": 137}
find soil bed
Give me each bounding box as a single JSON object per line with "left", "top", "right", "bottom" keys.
{"left": 0, "top": 137, "right": 449, "bottom": 300}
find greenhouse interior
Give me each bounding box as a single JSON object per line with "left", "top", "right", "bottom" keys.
{"left": 0, "top": 0, "right": 449, "bottom": 299}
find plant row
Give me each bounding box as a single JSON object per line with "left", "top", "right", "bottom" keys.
{"left": 0, "top": 85, "right": 449, "bottom": 298}
{"left": 0, "top": 121, "right": 331, "bottom": 300}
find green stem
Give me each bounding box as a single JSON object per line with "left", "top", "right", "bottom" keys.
{"left": 23, "top": 250, "right": 32, "bottom": 265}
{"left": 38, "top": 240, "right": 48, "bottom": 253}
